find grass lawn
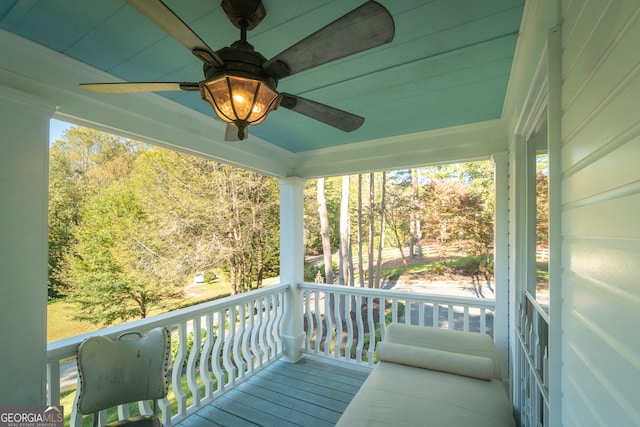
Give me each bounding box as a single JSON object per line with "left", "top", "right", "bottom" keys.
{"left": 47, "top": 277, "right": 278, "bottom": 342}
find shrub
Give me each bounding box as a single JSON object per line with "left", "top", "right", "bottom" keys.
{"left": 428, "top": 261, "right": 447, "bottom": 275}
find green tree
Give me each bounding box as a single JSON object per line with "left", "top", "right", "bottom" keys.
{"left": 131, "top": 149, "right": 279, "bottom": 295}
{"left": 61, "top": 180, "right": 180, "bottom": 325}
{"left": 48, "top": 127, "right": 142, "bottom": 298}
{"left": 304, "top": 177, "right": 341, "bottom": 254}
{"left": 48, "top": 145, "right": 82, "bottom": 298}
{"left": 385, "top": 178, "right": 411, "bottom": 272}
{"left": 421, "top": 176, "right": 492, "bottom": 256}
{"left": 536, "top": 155, "right": 549, "bottom": 246}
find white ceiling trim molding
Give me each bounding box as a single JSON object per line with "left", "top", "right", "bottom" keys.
{"left": 291, "top": 119, "right": 509, "bottom": 178}
{"left": 0, "top": 29, "right": 294, "bottom": 178}
{"left": 502, "top": 0, "right": 557, "bottom": 135}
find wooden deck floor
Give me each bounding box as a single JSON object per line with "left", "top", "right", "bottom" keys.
{"left": 176, "top": 356, "right": 371, "bottom": 427}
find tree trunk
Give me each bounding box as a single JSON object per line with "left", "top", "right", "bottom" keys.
{"left": 357, "top": 175, "right": 364, "bottom": 287}
{"left": 317, "top": 178, "right": 333, "bottom": 284}
{"left": 339, "top": 175, "right": 351, "bottom": 286}
{"left": 368, "top": 173, "right": 375, "bottom": 288}
{"left": 391, "top": 225, "right": 409, "bottom": 273}
{"left": 375, "top": 171, "right": 386, "bottom": 288}
{"left": 256, "top": 236, "right": 264, "bottom": 288}
{"left": 348, "top": 241, "right": 355, "bottom": 286}
{"left": 410, "top": 168, "right": 419, "bottom": 257}
{"left": 229, "top": 255, "right": 237, "bottom": 295}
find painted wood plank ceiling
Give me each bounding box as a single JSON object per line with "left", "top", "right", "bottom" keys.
{"left": 0, "top": 0, "right": 524, "bottom": 153}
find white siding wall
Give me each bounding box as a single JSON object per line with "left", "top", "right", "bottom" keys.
{"left": 560, "top": 1, "right": 640, "bottom": 424}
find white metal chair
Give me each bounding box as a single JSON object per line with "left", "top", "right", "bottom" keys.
{"left": 76, "top": 327, "right": 171, "bottom": 427}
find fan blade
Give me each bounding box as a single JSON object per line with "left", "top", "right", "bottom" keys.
{"left": 126, "top": 0, "right": 223, "bottom": 66}
{"left": 280, "top": 93, "right": 364, "bottom": 132}
{"left": 80, "top": 82, "right": 199, "bottom": 94}
{"left": 264, "top": 1, "right": 394, "bottom": 79}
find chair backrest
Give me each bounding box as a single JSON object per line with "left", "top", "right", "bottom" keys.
{"left": 76, "top": 327, "right": 171, "bottom": 418}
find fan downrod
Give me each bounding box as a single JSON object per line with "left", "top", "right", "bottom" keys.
{"left": 221, "top": 0, "right": 266, "bottom": 31}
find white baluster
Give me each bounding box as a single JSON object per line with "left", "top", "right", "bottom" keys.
{"left": 250, "top": 300, "right": 262, "bottom": 368}
{"left": 463, "top": 306, "right": 470, "bottom": 332}
{"left": 172, "top": 322, "right": 188, "bottom": 418}
{"left": 265, "top": 295, "right": 278, "bottom": 359}
{"left": 201, "top": 313, "right": 215, "bottom": 398}
{"left": 117, "top": 402, "right": 131, "bottom": 421}
{"left": 186, "top": 316, "right": 202, "bottom": 409}
{"left": 223, "top": 308, "right": 236, "bottom": 386}
{"left": 543, "top": 345, "right": 549, "bottom": 389}
{"left": 314, "top": 291, "right": 323, "bottom": 354}
{"left": 367, "top": 296, "right": 375, "bottom": 365}
{"left": 379, "top": 297, "right": 387, "bottom": 342}
{"left": 433, "top": 303, "right": 439, "bottom": 328}
{"left": 234, "top": 304, "right": 245, "bottom": 379}
{"left": 447, "top": 305, "right": 454, "bottom": 330}
{"left": 534, "top": 329, "right": 540, "bottom": 374}
{"left": 257, "top": 297, "right": 269, "bottom": 362}
{"left": 138, "top": 400, "right": 152, "bottom": 417}
{"left": 211, "top": 310, "right": 225, "bottom": 392}
{"left": 355, "top": 295, "right": 364, "bottom": 363}
{"left": 304, "top": 290, "right": 313, "bottom": 351}
{"left": 405, "top": 300, "right": 412, "bottom": 325}
{"left": 70, "top": 377, "right": 83, "bottom": 427}
{"left": 334, "top": 292, "right": 344, "bottom": 359}
{"left": 276, "top": 291, "right": 285, "bottom": 355}
{"left": 243, "top": 301, "right": 255, "bottom": 374}
{"left": 391, "top": 299, "right": 398, "bottom": 324}
{"left": 46, "top": 361, "right": 60, "bottom": 405}
{"left": 324, "top": 291, "right": 333, "bottom": 356}
{"left": 344, "top": 293, "right": 354, "bottom": 361}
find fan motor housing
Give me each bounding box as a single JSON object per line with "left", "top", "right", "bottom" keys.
{"left": 204, "top": 41, "right": 277, "bottom": 90}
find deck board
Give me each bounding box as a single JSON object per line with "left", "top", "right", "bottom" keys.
{"left": 176, "top": 357, "right": 370, "bottom": 427}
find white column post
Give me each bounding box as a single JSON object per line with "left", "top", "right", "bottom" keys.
{"left": 547, "top": 25, "right": 563, "bottom": 427}
{"left": 279, "top": 177, "right": 306, "bottom": 362}
{"left": 0, "top": 86, "right": 55, "bottom": 404}
{"left": 509, "top": 134, "right": 528, "bottom": 412}
{"left": 492, "top": 151, "right": 510, "bottom": 383}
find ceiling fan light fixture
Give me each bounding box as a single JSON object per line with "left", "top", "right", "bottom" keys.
{"left": 201, "top": 74, "right": 280, "bottom": 140}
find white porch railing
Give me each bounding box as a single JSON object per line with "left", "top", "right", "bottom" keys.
{"left": 46, "top": 283, "right": 288, "bottom": 427}
{"left": 516, "top": 294, "right": 550, "bottom": 426}
{"left": 299, "top": 283, "right": 496, "bottom": 366}
{"left": 46, "top": 282, "right": 498, "bottom": 426}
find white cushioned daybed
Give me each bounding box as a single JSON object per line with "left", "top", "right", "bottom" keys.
{"left": 336, "top": 323, "right": 515, "bottom": 427}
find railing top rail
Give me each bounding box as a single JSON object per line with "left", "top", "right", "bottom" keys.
{"left": 298, "top": 282, "right": 496, "bottom": 308}
{"left": 47, "top": 282, "right": 290, "bottom": 360}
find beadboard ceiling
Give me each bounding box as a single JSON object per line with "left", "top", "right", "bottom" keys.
{"left": 0, "top": 0, "right": 523, "bottom": 154}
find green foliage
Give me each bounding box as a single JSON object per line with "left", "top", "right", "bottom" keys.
{"left": 60, "top": 180, "right": 182, "bottom": 325}
{"left": 48, "top": 128, "right": 143, "bottom": 299}
{"left": 304, "top": 177, "right": 342, "bottom": 253}
{"left": 303, "top": 261, "right": 338, "bottom": 283}
{"left": 420, "top": 161, "right": 494, "bottom": 256}
{"left": 49, "top": 126, "right": 280, "bottom": 326}
{"left": 171, "top": 329, "right": 216, "bottom": 369}
{"left": 446, "top": 254, "right": 494, "bottom": 280}
{"left": 304, "top": 264, "right": 324, "bottom": 282}
{"left": 536, "top": 154, "right": 549, "bottom": 245}
{"left": 427, "top": 261, "right": 447, "bottom": 275}
{"left": 131, "top": 149, "right": 280, "bottom": 294}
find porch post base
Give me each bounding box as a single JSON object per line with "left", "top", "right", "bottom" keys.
{"left": 281, "top": 332, "right": 306, "bottom": 363}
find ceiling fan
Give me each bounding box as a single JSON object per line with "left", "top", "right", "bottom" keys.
{"left": 80, "top": 0, "right": 395, "bottom": 141}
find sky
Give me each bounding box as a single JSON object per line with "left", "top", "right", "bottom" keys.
{"left": 49, "top": 119, "right": 73, "bottom": 143}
